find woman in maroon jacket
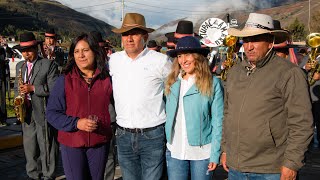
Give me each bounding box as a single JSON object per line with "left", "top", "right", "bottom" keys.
{"left": 46, "top": 33, "right": 112, "bottom": 180}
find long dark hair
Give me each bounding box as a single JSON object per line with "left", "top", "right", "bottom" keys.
{"left": 62, "top": 33, "right": 109, "bottom": 79}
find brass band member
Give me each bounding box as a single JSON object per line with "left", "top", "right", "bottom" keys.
{"left": 14, "top": 32, "right": 59, "bottom": 180}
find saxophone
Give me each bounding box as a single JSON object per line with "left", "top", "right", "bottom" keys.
{"left": 220, "top": 35, "right": 238, "bottom": 81}
{"left": 305, "top": 33, "right": 320, "bottom": 86}
{"left": 14, "top": 62, "right": 26, "bottom": 123}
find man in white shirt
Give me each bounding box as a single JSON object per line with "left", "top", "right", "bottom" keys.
{"left": 109, "top": 13, "right": 172, "bottom": 180}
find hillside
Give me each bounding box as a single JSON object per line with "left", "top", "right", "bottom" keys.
{"left": 152, "top": 0, "right": 320, "bottom": 42}
{"left": 0, "top": 0, "right": 115, "bottom": 43}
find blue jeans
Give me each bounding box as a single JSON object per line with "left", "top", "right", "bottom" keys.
{"left": 116, "top": 125, "right": 165, "bottom": 180}
{"left": 166, "top": 150, "right": 213, "bottom": 180}
{"left": 229, "top": 168, "right": 280, "bottom": 180}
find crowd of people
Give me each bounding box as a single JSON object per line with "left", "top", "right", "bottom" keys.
{"left": 1, "top": 11, "right": 319, "bottom": 180}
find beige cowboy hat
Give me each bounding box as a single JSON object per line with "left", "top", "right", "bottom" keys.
{"left": 112, "top": 13, "right": 154, "bottom": 34}
{"left": 228, "top": 13, "right": 288, "bottom": 41}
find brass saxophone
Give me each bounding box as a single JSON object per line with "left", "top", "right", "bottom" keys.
{"left": 305, "top": 33, "right": 320, "bottom": 86}
{"left": 14, "top": 62, "right": 27, "bottom": 123}
{"left": 220, "top": 35, "right": 238, "bottom": 81}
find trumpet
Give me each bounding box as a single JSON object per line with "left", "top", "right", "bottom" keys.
{"left": 305, "top": 33, "right": 320, "bottom": 86}
{"left": 220, "top": 35, "right": 238, "bottom": 81}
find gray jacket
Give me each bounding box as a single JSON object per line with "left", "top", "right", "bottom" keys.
{"left": 14, "top": 57, "right": 58, "bottom": 126}
{"left": 221, "top": 51, "right": 313, "bottom": 173}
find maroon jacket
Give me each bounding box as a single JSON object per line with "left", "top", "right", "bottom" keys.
{"left": 47, "top": 67, "right": 112, "bottom": 147}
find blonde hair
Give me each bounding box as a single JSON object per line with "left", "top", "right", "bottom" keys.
{"left": 165, "top": 53, "right": 213, "bottom": 97}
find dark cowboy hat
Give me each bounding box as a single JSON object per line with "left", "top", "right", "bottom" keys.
{"left": 165, "top": 32, "right": 176, "bottom": 49}
{"left": 273, "top": 20, "right": 291, "bottom": 44}
{"left": 13, "top": 32, "right": 40, "bottom": 51}
{"left": 166, "top": 36, "right": 210, "bottom": 58}
{"left": 90, "top": 31, "right": 109, "bottom": 47}
{"left": 174, "top": 20, "right": 194, "bottom": 39}
{"left": 45, "top": 28, "right": 57, "bottom": 38}
{"left": 112, "top": 13, "right": 154, "bottom": 34}
{"left": 147, "top": 40, "right": 162, "bottom": 51}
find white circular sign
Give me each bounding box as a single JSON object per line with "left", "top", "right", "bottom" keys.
{"left": 198, "top": 18, "right": 228, "bottom": 47}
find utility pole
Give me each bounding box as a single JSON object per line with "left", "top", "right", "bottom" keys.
{"left": 121, "top": 0, "right": 124, "bottom": 22}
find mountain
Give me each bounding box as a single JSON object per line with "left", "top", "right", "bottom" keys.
{"left": 0, "top": 0, "right": 115, "bottom": 43}
{"left": 151, "top": 0, "right": 319, "bottom": 42}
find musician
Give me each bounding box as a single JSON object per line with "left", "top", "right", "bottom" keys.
{"left": 41, "top": 28, "right": 65, "bottom": 69}
{"left": 220, "top": 13, "right": 313, "bottom": 180}
{"left": 299, "top": 52, "right": 320, "bottom": 148}
{"left": 13, "top": 32, "right": 59, "bottom": 180}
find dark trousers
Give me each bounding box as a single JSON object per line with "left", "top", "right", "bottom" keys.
{"left": 60, "top": 143, "right": 110, "bottom": 180}
{"left": 313, "top": 102, "right": 320, "bottom": 142}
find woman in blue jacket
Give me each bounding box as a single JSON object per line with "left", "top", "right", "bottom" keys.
{"left": 165, "top": 36, "right": 224, "bottom": 180}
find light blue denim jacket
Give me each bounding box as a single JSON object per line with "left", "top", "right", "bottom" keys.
{"left": 165, "top": 76, "right": 224, "bottom": 163}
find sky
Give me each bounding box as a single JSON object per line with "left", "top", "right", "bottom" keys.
{"left": 55, "top": 0, "right": 299, "bottom": 31}
{"left": 55, "top": 0, "right": 255, "bottom": 29}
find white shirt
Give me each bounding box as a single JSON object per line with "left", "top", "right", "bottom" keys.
{"left": 167, "top": 75, "right": 211, "bottom": 160}
{"left": 109, "top": 48, "right": 172, "bottom": 128}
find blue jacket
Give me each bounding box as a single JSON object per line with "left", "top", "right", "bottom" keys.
{"left": 165, "top": 76, "right": 224, "bottom": 163}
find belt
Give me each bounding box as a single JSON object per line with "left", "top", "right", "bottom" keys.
{"left": 116, "top": 123, "right": 164, "bottom": 133}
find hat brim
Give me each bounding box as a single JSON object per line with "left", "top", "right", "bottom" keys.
{"left": 12, "top": 41, "right": 40, "bottom": 51}
{"left": 166, "top": 48, "right": 210, "bottom": 58}
{"left": 112, "top": 26, "right": 154, "bottom": 34}
{"left": 228, "top": 27, "right": 289, "bottom": 43}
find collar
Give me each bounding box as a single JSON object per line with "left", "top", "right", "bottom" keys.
{"left": 124, "top": 47, "right": 148, "bottom": 60}
{"left": 242, "top": 50, "right": 275, "bottom": 69}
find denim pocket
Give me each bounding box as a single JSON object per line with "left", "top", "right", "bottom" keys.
{"left": 143, "top": 126, "right": 165, "bottom": 140}
{"left": 115, "top": 128, "right": 126, "bottom": 138}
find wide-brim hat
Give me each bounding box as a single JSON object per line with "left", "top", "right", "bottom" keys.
{"left": 45, "top": 28, "right": 56, "bottom": 38}
{"left": 13, "top": 32, "right": 40, "bottom": 51}
{"left": 228, "top": 13, "right": 289, "bottom": 42}
{"left": 147, "top": 40, "right": 162, "bottom": 51}
{"left": 273, "top": 20, "right": 291, "bottom": 44}
{"left": 273, "top": 41, "right": 305, "bottom": 49}
{"left": 167, "top": 36, "right": 210, "bottom": 58}
{"left": 89, "top": 31, "right": 109, "bottom": 47}
{"left": 165, "top": 32, "right": 176, "bottom": 49}
{"left": 112, "top": 13, "right": 154, "bottom": 34}
{"left": 174, "top": 20, "right": 195, "bottom": 39}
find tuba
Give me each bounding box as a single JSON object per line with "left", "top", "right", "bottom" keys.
{"left": 305, "top": 33, "right": 320, "bottom": 86}
{"left": 14, "top": 62, "right": 26, "bottom": 123}
{"left": 220, "top": 35, "right": 238, "bottom": 81}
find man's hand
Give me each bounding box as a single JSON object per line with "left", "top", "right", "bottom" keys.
{"left": 280, "top": 166, "right": 297, "bottom": 180}
{"left": 220, "top": 152, "right": 229, "bottom": 172}
{"left": 20, "top": 84, "right": 35, "bottom": 94}
{"left": 77, "top": 118, "right": 98, "bottom": 132}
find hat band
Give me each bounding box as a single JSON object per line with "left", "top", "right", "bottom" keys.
{"left": 174, "top": 32, "right": 194, "bottom": 39}
{"left": 245, "top": 22, "right": 272, "bottom": 31}
{"left": 167, "top": 42, "right": 175, "bottom": 47}
{"left": 122, "top": 23, "right": 145, "bottom": 28}
{"left": 45, "top": 33, "right": 56, "bottom": 37}
{"left": 20, "top": 40, "right": 37, "bottom": 47}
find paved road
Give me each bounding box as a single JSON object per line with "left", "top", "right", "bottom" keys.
{"left": 1, "top": 118, "right": 320, "bottom": 180}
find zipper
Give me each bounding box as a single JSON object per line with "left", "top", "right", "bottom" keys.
{"left": 200, "top": 96, "right": 203, "bottom": 147}
{"left": 237, "top": 70, "right": 254, "bottom": 168}
{"left": 87, "top": 84, "right": 91, "bottom": 146}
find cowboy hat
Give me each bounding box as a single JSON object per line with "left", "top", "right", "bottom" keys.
{"left": 89, "top": 31, "right": 110, "bottom": 47}
{"left": 166, "top": 36, "right": 210, "bottom": 58}
{"left": 112, "top": 13, "right": 154, "bottom": 34}
{"left": 45, "top": 28, "right": 57, "bottom": 38}
{"left": 228, "top": 13, "right": 288, "bottom": 41}
{"left": 174, "top": 20, "right": 194, "bottom": 39}
{"left": 273, "top": 20, "right": 291, "bottom": 44}
{"left": 13, "top": 32, "right": 40, "bottom": 51}
{"left": 147, "top": 40, "right": 162, "bottom": 51}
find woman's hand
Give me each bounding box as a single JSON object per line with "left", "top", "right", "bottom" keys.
{"left": 208, "top": 162, "right": 218, "bottom": 171}
{"left": 76, "top": 118, "right": 98, "bottom": 132}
